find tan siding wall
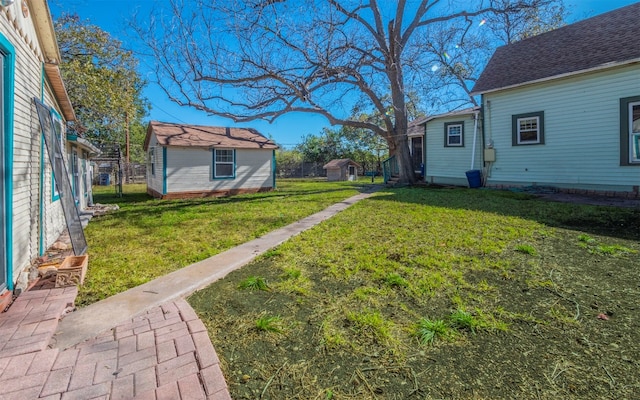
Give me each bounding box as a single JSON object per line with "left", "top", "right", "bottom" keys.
{"left": 425, "top": 114, "right": 482, "bottom": 186}
{"left": 166, "top": 147, "right": 273, "bottom": 192}
{"left": 484, "top": 64, "right": 640, "bottom": 191}
{"left": 2, "top": 4, "right": 67, "bottom": 286}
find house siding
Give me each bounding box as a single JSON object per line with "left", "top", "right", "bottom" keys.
{"left": 425, "top": 113, "right": 483, "bottom": 186}
{"left": 165, "top": 147, "right": 273, "bottom": 193}
{"left": 483, "top": 64, "right": 640, "bottom": 192}
{"left": 1, "top": 2, "right": 69, "bottom": 289}
{"left": 145, "top": 135, "right": 164, "bottom": 195}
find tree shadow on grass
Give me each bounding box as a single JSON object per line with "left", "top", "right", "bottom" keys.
{"left": 369, "top": 186, "right": 640, "bottom": 241}
{"left": 91, "top": 182, "right": 379, "bottom": 230}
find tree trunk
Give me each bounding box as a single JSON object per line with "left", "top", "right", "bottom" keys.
{"left": 388, "top": 134, "right": 416, "bottom": 184}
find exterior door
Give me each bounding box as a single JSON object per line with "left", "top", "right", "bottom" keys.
{"left": 0, "top": 53, "right": 6, "bottom": 291}
{"left": 411, "top": 136, "right": 424, "bottom": 176}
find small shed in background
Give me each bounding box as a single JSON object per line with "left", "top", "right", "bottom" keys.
{"left": 324, "top": 159, "right": 361, "bottom": 181}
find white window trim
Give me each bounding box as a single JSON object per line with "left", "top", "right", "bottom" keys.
{"left": 446, "top": 123, "right": 463, "bottom": 147}
{"left": 629, "top": 101, "right": 640, "bottom": 164}
{"left": 213, "top": 149, "right": 235, "bottom": 179}
{"left": 149, "top": 147, "right": 156, "bottom": 176}
{"left": 517, "top": 116, "right": 541, "bottom": 145}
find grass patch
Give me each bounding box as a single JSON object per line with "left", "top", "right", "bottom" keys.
{"left": 80, "top": 180, "right": 366, "bottom": 305}
{"left": 382, "top": 273, "right": 409, "bottom": 288}
{"left": 255, "top": 314, "right": 283, "bottom": 333}
{"left": 187, "top": 186, "right": 640, "bottom": 399}
{"left": 449, "top": 309, "right": 479, "bottom": 333}
{"left": 576, "top": 233, "right": 638, "bottom": 256}
{"left": 347, "top": 309, "right": 397, "bottom": 347}
{"left": 238, "top": 276, "right": 270, "bottom": 291}
{"left": 414, "top": 318, "right": 452, "bottom": 344}
{"left": 514, "top": 243, "right": 537, "bottom": 255}
{"left": 590, "top": 244, "right": 636, "bottom": 256}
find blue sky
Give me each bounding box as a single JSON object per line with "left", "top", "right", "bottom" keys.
{"left": 48, "top": 0, "right": 639, "bottom": 148}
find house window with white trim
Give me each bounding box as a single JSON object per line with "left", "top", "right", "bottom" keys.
{"left": 213, "top": 149, "right": 235, "bottom": 179}
{"left": 620, "top": 96, "right": 640, "bottom": 165}
{"left": 444, "top": 122, "right": 464, "bottom": 147}
{"left": 512, "top": 111, "right": 544, "bottom": 145}
{"left": 630, "top": 102, "right": 640, "bottom": 163}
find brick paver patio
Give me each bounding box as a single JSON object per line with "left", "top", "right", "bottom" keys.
{"left": 0, "top": 288, "right": 230, "bottom": 399}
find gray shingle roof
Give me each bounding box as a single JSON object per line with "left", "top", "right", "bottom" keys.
{"left": 472, "top": 3, "right": 640, "bottom": 94}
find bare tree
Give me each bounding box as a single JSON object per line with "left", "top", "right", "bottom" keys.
{"left": 418, "top": 0, "right": 566, "bottom": 110}
{"left": 135, "top": 0, "right": 548, "bottom": 184}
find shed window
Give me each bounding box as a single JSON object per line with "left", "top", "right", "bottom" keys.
{"left": 512, "top": 111, "right": 544, "bottom": 145}
{"left": 444, "top": 122, "right": 464, "bottom": 147}
{"left": 620, "top": 97, "right": 640, "bottom": 165}
{"left": 149, "top": 147, "right": 156, "bottom": 176}
{"left": 213, "top": 149, "right": 235, "bottom": 179}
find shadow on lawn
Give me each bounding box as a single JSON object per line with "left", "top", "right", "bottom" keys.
{"left": 370, "top": 186, "right": 640, "bottom": 241}
{"left": 91, "top": 183, "right": 377, "bottom": 226}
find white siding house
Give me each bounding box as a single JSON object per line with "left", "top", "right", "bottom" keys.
{"left": 471, "top": 3, "right": 640, "bottom": 196}
{"left": 144, "top": 121, "right": 278, "bottom": 199}
{"left": 1, "top": 0, "right": 92, "bottom": 295}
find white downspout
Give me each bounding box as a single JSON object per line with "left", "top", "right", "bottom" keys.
{"left": 470, "top": 111, "right": 479, "bottom": 170}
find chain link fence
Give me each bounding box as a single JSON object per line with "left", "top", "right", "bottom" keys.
{"left": 277, "top": 160, "right": 382, "bottom": 178}
{"left": 277, "top": 161, "right": 327, "bottom": 178}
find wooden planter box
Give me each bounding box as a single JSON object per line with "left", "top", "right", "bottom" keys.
{"left": 55, "top": 255, "right": 89, "bottom": 288}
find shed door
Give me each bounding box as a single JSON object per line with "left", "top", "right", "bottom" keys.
{"left": 0, "top": 53, "right": 6, "bottom": 291}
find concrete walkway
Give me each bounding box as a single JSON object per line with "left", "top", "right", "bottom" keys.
{"left": 0, "top": 186, "right": 380, "bottom": 399}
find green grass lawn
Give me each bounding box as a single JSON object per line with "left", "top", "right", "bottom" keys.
{"left": 81, "top": 179, "right": 373, "bottom": 305}
{"left": 185, "top": 186, "right": 640, "bottom": 399}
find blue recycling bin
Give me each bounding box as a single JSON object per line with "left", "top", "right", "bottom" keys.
{"left": 99, "top": 173, "right": 110, "bottom": 186}
{"left": 465, "top": 169, "right": 482, "bottom": 188}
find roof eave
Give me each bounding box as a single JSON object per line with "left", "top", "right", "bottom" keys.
{"left": 44, "top": 63, "right": 76, "bottom": 121}
{"left": 410, "top": 107, "right": 481, "bottom": 129}
{"left": 471, "top": 59, "right": 640, "bottom": 96}
{"left": 30, "top": 0, "right": 76, "bottom": 121}
{"left": 143, "top": 122, "right": 155, "bottom": 151}
{"left": 69, "top": 136, "right": 101, "bottom": 156}
{"left": 29, "top": 0, "right": 61, "bottom": 64}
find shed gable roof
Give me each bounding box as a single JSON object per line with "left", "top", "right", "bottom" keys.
{"left": 472, "top": 3, "right": 640, "bottom": 94}
{"left": 144, "top": 121, "right": 278, "bottom": 150}
{"left": 323, "top": 159, "right": 361, "bottom": 169}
